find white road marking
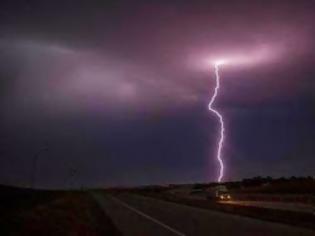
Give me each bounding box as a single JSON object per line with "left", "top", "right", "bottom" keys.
{"left": 109, "top": 196, "right": 186, "bottom": 236}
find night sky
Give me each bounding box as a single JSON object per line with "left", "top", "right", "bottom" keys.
{"left": 0, "top": 0, "right": 314, "bottom": 188}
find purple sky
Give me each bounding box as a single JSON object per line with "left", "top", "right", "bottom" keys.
{"left": 0, "top": 0, "right": 314, "bottom": 188}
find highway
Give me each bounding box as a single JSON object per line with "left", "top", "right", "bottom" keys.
{"left": 91, "top": 192, "right": 314, "bottom": 236}
{"left": 220, "top": 200, "right": 315, "bottom": 214}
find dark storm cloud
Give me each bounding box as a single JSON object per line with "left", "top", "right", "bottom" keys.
{"left": 0, "top": 0, "right": 314, "bottom": 188}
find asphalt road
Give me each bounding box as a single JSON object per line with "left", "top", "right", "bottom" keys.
{"left": 91, "top": 192, "right": 314, "bottom": 236}
{"left": 220, "top": 200, "right": 315, "bottom": 214}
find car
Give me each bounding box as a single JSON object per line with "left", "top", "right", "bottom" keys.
{"left": 218, "top": 192, "right": 231, "bottom": 201}
{"left": 206, "top": 185, "right": 231, "bottom": 201}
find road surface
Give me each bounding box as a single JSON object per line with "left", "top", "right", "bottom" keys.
{"left": 220, "top": 200, "right": 315, "bottom": 214}
{"left": 91, "top": 192, "right": 314, "bottom": 236}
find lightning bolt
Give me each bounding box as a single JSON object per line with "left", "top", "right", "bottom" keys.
{"left": 208, "top": 62, "right": 225, "bottom": 182}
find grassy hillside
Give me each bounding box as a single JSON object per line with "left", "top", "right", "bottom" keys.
{"left": 0, "top": 185, "right": 121, "bottom": 235}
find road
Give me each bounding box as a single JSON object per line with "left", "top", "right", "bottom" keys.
{"left": 220, "top": 200, "right": 315, "bottom": 214}
{"left": 91, "top": 192, "right": 314, "bottom": 236}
